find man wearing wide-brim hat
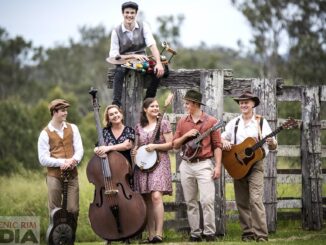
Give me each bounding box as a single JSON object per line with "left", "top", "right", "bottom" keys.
{"left": 37, "top": 98, "right": 84, "bottom": 243}
{"left": 221, "top": 90, "right": 277, "bottom": 242}
{"left": 173, "top": 89, "right": 222, "bottom": 242}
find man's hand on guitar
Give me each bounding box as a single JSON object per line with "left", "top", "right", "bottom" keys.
{"left": 212, "top": 166, "right": 221, "bottom": 180}
{"left": 266, "top": 137, "right": 277, "bottom": 150}
{"left": 222, "top": 139, "right": 232, "bottom": 151}
{"left": 185, "top": 129, "right": 199, "bottom": 138}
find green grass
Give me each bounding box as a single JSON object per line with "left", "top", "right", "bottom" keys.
{"left": 1, "top": 162, "right": 325, "bottom": 244}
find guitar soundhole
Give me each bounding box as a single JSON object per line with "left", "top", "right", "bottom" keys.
{"left": 245, "top": 148, "right": 253, "bottom": 157}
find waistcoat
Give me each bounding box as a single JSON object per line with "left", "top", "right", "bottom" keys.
{"left": 45, "top": 123, "right": 77, "bottom": 178}
{"left": 115, "top": 21, "right": 146, "bottom": 55}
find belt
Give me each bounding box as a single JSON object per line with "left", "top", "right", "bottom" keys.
{"left": 187, "top": 157, "right": 211, "bottom": 163}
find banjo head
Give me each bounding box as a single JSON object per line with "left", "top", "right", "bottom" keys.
{"left": 135, "top": 145, "right": 157, "bottom": 171}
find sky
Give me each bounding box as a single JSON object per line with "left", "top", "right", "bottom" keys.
{"left": 0, "top": 0, "right": 252, "bottom": 50}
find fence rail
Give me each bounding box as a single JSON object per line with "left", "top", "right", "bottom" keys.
{"left": 106, "top": 68, "right": 326, "bottom": 233}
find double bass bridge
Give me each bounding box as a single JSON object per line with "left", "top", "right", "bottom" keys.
{"left": 105, "top": 189, "right": 119, "bottom": 196}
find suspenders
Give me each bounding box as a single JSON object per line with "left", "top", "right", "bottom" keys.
{"left": 233, "top": 116, "right": 263, "bottom": 144}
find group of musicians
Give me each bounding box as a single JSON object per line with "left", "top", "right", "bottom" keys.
{"left": 37, "top": 1, "right": 278, "bottom": 244}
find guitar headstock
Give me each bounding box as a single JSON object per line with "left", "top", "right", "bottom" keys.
{"left": 164, "top": 92, "right": 174, "bottom": 107}
{"left": 214, "top": 120, "right": 225, "bottom": 130}
{"left": 282, "top": 118, "right": 298, "bottom": 129}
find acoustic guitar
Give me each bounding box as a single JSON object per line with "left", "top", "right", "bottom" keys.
{"left": 222, "top": 118, "right": 298, "bottom": 180}
{"left": 180, "top": 120, "right": 225, "bottom": 161}
{"left": 46, "top": 171, "right": 77, "bottom": 245}
{"left": 134, "top": 93, "right": 174, "bottom": 172}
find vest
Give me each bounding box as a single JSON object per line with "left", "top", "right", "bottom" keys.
{"left": 115, "top": 21, "right": 146, "bottom": 55}
{"left": 44, "top": 123, "right": 77, "bottom": 178}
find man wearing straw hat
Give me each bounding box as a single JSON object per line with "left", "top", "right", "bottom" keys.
{"left": 221, "top": 91, "right": 277, "bottom": 242}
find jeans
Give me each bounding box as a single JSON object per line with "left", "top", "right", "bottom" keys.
{"left": 112, "top": 65, "right": 160, "bottom": 107}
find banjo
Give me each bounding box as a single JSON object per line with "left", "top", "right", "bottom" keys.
{"left": 134, "top": 93, "right": 173, "bottom": 172}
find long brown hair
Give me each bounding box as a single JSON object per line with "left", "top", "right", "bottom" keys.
{"left": 140, "top": 98, "right": 158, "bottom": 127}
{"left": 103, "top": 105, "right": 124, "bottom": 127}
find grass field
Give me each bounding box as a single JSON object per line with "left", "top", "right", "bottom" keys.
{"left": 1, "top": 162, "right": 325, "bottom": 244}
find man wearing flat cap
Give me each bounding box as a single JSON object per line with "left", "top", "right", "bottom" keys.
{"left": 173, "top": 89, "right": 222, "bottom": 242}
{"left": 221, "top": 91, "right": 277, "bottom": 242}
{"left": 108, "top": 1, "right": 164, "bottom": 108}
{"left": 37, "top": 99, "right": 84, "bottom": 239}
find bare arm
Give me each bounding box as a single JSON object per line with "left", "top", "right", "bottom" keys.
{"left": 212, "top": 147, "right": 222, "bottom": 180}
{"left": 145, "top": 132, "right": 173, "bottom": 152}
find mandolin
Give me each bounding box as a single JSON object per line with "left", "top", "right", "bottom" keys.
{"left": 222, "top": 118, "right": 298, "bottom": 180}
{"left": 180, "top": 120, "right": 225, "bottom": 161}
{"left": 134, "top": 93, "right": 174, "bottom": 172}
{"left": 46, "top": 171, "right": 77, "bottom": 245}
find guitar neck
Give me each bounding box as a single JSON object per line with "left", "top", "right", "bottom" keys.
{"left": 194, "top": 122, "right": 223, "bottom": 144}
{"left": 252, "top": 126, "right": 283, "bottom": 151}
{"left": 62, "top": 174, "right": 68, "bottom": 210}
{"left": 195, "top": 127, "right": 213, "bottom": 143}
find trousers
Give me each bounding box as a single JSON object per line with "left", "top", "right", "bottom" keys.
{"left": 112, "top": 65, "right": 160, "bottom": 107}
{"left": 180, "top": 159, "right": 216, "bottom": 237}
{"left": 234, "top": 160, "right": 268, "bottom": 239}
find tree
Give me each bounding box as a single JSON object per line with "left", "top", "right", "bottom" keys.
{"left": 232, "top": 0, "right": 326, "bottom": 84}
{"left": 156, "top": 14, "right": 185, "bottom": 48}
{"left": 0, "top": 27, "right": 34, "bottom": 99}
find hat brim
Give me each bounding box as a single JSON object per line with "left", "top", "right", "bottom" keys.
{"left": 233, "top": 97, "right": 260, "bottom": 108}
{"left": 183, "top": 97, "right": 206, "bottom": 106}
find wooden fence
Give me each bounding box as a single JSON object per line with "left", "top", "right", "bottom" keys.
{"left": 107, "top": 68, "right": 325, "bottom": 234}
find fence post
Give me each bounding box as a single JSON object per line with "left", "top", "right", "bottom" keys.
{"left": 252, "top": 78, "right": 278, "bottom": 232}
{"left": 122, "top": 71, "right": 145, "bottom": 127}
{"left": 301, "top": 86, "right": 323, "bottom": 230}
{"left": 172, "top": 88, "right": 188, "bottom": 227}
{"left": 200, "top": 69, "right": 226, "bottom": 235}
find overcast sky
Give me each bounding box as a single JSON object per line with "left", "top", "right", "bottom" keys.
{"left": 0, "top": 0, "right": 252, "bottom": 50}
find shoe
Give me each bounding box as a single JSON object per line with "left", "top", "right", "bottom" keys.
{"left": 151, "top": 235, "right": 163, "bottom": 243}
{"left": 241, "top": 233, "right": 256, "bottom": 242}
{"left": 256, "top": 237, "right": 268, "bottom": 242}
{"left": 189, "top": 235, "right": 202, "bottom": 242}
{"left": 204, "top": 235, "right": 216, "bottom": 242}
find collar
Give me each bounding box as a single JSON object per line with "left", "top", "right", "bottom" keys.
{"left": 240, "top": 113, "right": 256, "bottom": 123}
{"left": 48, "top": 121, "right": 67, "bottom": 132}
{"left": 122, "top": 21, "right": 139, "bottom": 32}
{"left": 185, "top": 111, "right": 206, "bottom": 123}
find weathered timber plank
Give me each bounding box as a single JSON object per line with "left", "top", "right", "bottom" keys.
{"left": 173, "top": 171, "right": 326, "bottom": 184}
{"left": 277, "top": 145, "right": 326, "bottom": 157}
{"left": 200, "top": 69, "right": 226, "bottom": 235}
{"left": 301, "top": 86, "right": 323, "bottom": 230}
{"left": 277, "top": 86, "right": 303, "bottom": 101}
{"left": 277, "top": 199, "right": 302, "bottom": 209}
{"left": 107, "top": 69, "right": 253, "bottom": 95}
{"left": 252, "top": 78, "right": 278, "bottom": 232}
{"left": 320, "top": 85, "right": 326, "bottom": 101}
{"left": 164, "top": 199, "right": 303, "bottom": 212}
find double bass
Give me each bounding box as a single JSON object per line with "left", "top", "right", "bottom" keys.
{"left": 87, "top": 88, "right": 147, "bottom": 241}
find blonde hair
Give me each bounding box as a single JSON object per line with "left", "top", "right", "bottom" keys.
{"left": 103, "top": 105, "right": 124, "bottom": 127}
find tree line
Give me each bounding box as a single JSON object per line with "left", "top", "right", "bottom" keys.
{"left": 1, "top": 1, "right": 325, "bottom": 174}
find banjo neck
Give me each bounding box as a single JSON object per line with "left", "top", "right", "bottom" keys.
{"left": 148, "top": 94, "right": 173, "bottom": 144}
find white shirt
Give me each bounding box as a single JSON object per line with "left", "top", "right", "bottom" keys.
{"left": 37, "top": 121, "right": 84, "bottom": 167}
{"left": 221, "top": 114, "right": 274, "bottom": 155}
{"left": 109, "top": 21, "right": 156, "bottom": 58}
